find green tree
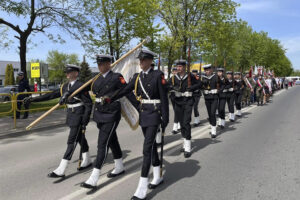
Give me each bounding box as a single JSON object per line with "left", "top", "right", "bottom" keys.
{"left": 0, "top": 0, "right": 90, "bottom": 78}
{"left": 4, "top": 64, "right": 15, "bottom": 86}
{"left": 47, "top": 50, "right": 80, "bottom": 84}
{"left": 84, "top": 0, "right": 160, "bottom": 59}
{"left": 79, "top": 56, "right": 92, "bottom": 83}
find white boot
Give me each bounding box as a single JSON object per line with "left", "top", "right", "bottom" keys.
{"left": 229, "top": 113, "right": 235, "bottom": 121}
{"left": 221, "top": 119, "right": 225, "bottom": 127}
{"left": 173, "top": 123, "right": 178, "bottom": 131}
{"left": 156, "top": 131, "right": 162, "bottom": 144}
{"left": 53, "top": 159, "right": 68, "bottom": 176}
{"left": 185, "top": 140, "right": 191, "bottom": 152}
{"left": 149, "top": 166, "right": 163, "bottom": 188}
{"left": 84, "top": 168, "right": 101, "bottom": 187}
{"left": 110, "top": 158, "right": 125, "bottom": 175}
{"left": 237, "top": 110, "right": 242, "bottom": 117}
{"left": 177, "top": 123, "right": 181, "bottom": 130}
{"left": 218, "top": 118, "right": 222, "bottom": 126}
{"left": 216, "top": 109, "right": 219, "bottom": 115}
{"left": 133, "top": 177, "right": 148, "bottom": 199}
{"left": 80, "top": 152, "right": 92, "bottom": 168}
{"left": 193, "top": 116, "right": 200, "bottom": 125}
{"left": 211, "top": 126, "right": 217, "bottom": 138}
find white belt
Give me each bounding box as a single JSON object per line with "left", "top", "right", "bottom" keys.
{"left": 175, "top": 91, "right": 193, "bottom": 97}
{"left": 223, "top": 88, "right": 234, "bottom": 93}
{"left": 95, "top": 97, "right": 119, "bottom": 103}
{"left": 67, "top": 102, "right": 83, "bottom": 108}
{"left": 141, "top": 99, "right": 161, "bottom": 104}
{"left": 203, "top": 89, "right": 218, "bottom": 95}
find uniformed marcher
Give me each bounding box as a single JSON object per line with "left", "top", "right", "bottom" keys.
{"left": 111, "top": 49, "right": 169, "bottom": 200}
{"left": 80, "top": 55, "right": 130, "bottom": 189}
{"left": 243, "top": 71, "right": 256, "bottom": 106}
{"left": 191, "top": 69, "right": 202, "bottom": 127}
{"left": 201, "top": 64, "right": 219, "bottom": 138}
{"left": 169, "top": 67, "right": 181, "bottom": 134}
{"left": 216, "top": 67, "right": 227, "bottom": 129}
{"left": 233, "top": 72, "right": 245, "bottom": 117}
{"left": 24, "top": 64, "right": 93, "bottom": 177}
{"left": 16, "top": 71, "right": 31, "bottom": 119}
{"left": 256, "top": 74, "right": 266, "bottom": 106}
{"left": 168, "top": 60, "right": 200, "bottom": 158}
{"left": 225, "top": 71, "right": 235, "bottom": 122}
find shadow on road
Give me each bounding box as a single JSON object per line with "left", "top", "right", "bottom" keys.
{"left": 147, "top": 159, "right": 201, "bottom": 200}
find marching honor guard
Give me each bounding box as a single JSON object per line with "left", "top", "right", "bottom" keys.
{"left": 243, "top": 71, "right": 256, "bottom": 106}
{"left": 256, "top": 74, "right": 266, "bottom": 106}
{"left": 24, "top": 64, "right": 93, "bottom": 177}
{"left": 169, "top": 67, "right": 181, "bottom": 134}
{"left": 191, "top": 70, "right": 202, "bottom": 127}
{"left": 168, "top": 60, "right": 200, "bottom": 158}
{"left": 80, "top": 55, "right": 129, "bottom": 189}
{"left": 216, "top": 67, "right": 227, "bottom": 129}
{"left": 225, "top": 71, "right": 235, "bottom": 122}
{"left": 233, "top": 72, "right": 245, "bottom": 117}
{"left": 201, "top": 65, "right": 219, "bottom": 138}
{"left": 111, "top": 49, "right": 169, "bottom": 200}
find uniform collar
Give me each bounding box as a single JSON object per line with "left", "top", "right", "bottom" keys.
{"left": 176, "top": 73, "right": 188, "bottom": 80}
{"left": 202, "top": 74, "right": 215, "bottom": 79}
{"left": 69, "top": 80, "right": 77, "bottom": 86}
{"left": 142, "top": 67, "right": 152, "bottom": 74}
{"left": 102, "top": 70, "right": 111, "bottom": 78}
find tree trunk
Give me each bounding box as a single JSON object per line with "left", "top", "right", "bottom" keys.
{"left": 115, "top": 15, "right": 120, "bottom": 59}
{"left": 19, "top": 35, "right": 28, "bottom": 80}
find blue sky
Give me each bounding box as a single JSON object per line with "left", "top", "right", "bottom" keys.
{"left": 0, "top": 0, "right": 300, "bottom": 69}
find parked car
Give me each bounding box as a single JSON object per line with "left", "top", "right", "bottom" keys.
{"left": 0, "top": 86, "right": 19, "bottom": 102}
{"left": 295, "top": 80, "right": 300, "bottom": 85}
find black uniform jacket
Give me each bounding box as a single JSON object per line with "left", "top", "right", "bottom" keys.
{"left": 168, "top": 72, "right": 201, "bottom": 105}
{"left": 193, "top": 73, "right": 202, "bottom": 97}
{"left": 92, "top": 71, "right": 134, "bottom": 123}
{"left": 225, "top": 79, "right": 235, "bottom": 98}
{"left": 31, "top": 80, "right": 92, "bottom": 127}
{"left": 18, "top": 78, "right": 31, "bottom": 99}
{"left": 201, "top": 74, "right": 219, "bottom": 100}
{"left": 218, "top": 76, "right": 229, "bottom": 99}
{"left": 113, "top": 68, "right": 169, "bottom": 128}
{"left": 234, "top": 79, "right": 246, "bottom": 94}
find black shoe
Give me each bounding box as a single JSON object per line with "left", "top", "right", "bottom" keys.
{"left": 192, "top": 123, "right": 200, "bottom": 128}
{"left": 171, "top": 130, "right": 178, "bottom": 135}
{"left": 80, "top": 182, "right": 96, "bottom": 189}
{"left": 184, "top": 151, "right": 191, "bottom": 158}
{"left": 236, "top": 115, "right": 242, "bottom": 118}
{"left": 22, "top": 115, "right": 28, "bottom": 119}
{"left": 47, "top": 172, "right": 65, "bottom": 178}
{"left": 107, "top": 170, "right": 125, "bottom": 178}
{"left": 180, "top": 148, "right": 185, "bottom": 153}
{"left": 156, "top": 142, "right": 162, "bottom": 147}
{"left": 148, "top": 180, "right": 164, "bottom": 189}
{"left": 220, "top": 125, "right": 225, "bottom": 129}
{"left": 230, "top": 119, "right": 235, "bottom": 122}
{"left": 77, "top": 163, "right": 92, "bottom": 171}
{"left": 131, "top": 196, "right": 146, "bottom": 200}
{"left": 210, "top": 132, "right": 217, "bottom": 139}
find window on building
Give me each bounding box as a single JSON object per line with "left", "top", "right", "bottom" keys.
{"left": 0, "top": 79, "right": 3, "bottom": 86}
{"left": 13, "top": 68, "right": 19, "bottom": 72}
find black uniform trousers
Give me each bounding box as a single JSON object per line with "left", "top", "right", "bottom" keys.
{"left": 16, "top": 95, "right": 29, "bottom": 118}
{"left": 234, "top": 92, "right": 243, "bottom": 110}
{"left": 218, "top": 97, "right": 227, "bottom": 120}
{"left": 141, "top": 126, "right": 160, "bottom": 177}
{"left": 205, "top": 99, "right": 218, "bottom": 126}
{"left": 175, "top": 99, "right": 194, "bottom": 140}
{"left": 226, "top": 93, "right": 235, "bottom": 113}
{"left": 170, "top": 97, "right": 178, "bottom": 123}
{"left": 193, "top": 96, "right": 200, "bottom": 117}
{"left": 94, "top": 121, "right": 122, "bottom": 169}
{"left": 63, "top": 125, "right": 89, "bottom": 160}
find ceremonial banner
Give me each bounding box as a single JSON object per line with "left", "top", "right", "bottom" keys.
{"left": 113, "top": 48, "right": 141, "bottom": 130}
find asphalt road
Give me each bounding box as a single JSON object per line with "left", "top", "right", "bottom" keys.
{"left": 0, "top": 86, "right": 299, "bottom": 200}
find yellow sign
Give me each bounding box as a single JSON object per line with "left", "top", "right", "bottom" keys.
{"left": 31, "top": 63, "right": 40, "bottom": 78}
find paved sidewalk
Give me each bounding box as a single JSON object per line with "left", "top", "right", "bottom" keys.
{"left": 0, "top": 109, "right": 67, "bottom": 136}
